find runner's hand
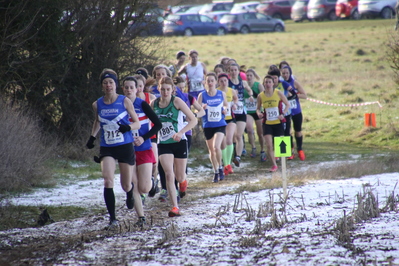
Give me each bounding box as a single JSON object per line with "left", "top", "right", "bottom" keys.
{"left": 86, "top": 136, "right": 96, "bottom": 149}
{"left": 117, "top": 122, "right": 131, "bottom": 133}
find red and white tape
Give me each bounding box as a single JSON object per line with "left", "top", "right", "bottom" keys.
{"left": 307, "top": 98, "right": 382, "bottom": 108}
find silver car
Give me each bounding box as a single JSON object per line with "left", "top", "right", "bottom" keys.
{"left": 219, "top": 11, "right": 285, "bottom": 33}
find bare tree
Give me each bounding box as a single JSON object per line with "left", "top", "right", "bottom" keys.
{"left": 0, "top": 0, "right": 165, "bottom": 142}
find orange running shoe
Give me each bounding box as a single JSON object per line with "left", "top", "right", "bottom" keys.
{"left": 287, "top": 154, "right": 295, "bottom": 160}
{"left": 224, "top": 166, "right": 229, "bottom": 176}
{"left": 179, "top": 180, "right": 188, "bottom": 198}
{"left": 168, "top": 207, "right": 181, "bottom": 217}
{"left": 298, "top": 150, "right": 306, "bottom": 161}
{"left": 226, "top": 164, "right": 234, "bottom": 174}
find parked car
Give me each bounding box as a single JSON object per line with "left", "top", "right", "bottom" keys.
{"left": 257, "top": 0, "right": 295, "bottom": 20}
{"left": 127, "top": 14, "right": 164, "bottom": 37}
{"left": 291, "top": 0, "right": 310, "bottom": 21}
{"left": 169, "top": 5, "right": 196, "bottom": 14}
{"left": 199, "top": 2, "right": 234, "bottom": 14}
{"left": 358, "top": 0, "right": 396, "bottom": 19}
{"left": 163, "top": 13, "right": 227, "bottom": 36}
{"left": 335, "top": 0, "right": 360, "bottom": 19}
{"left": 206, "top": 10, "right": 232, "bottom": 22}
{"left": 219, "top": 11, "right": 285, "bottom": 33}
{"left": 307, "top": 0, "right": 338, "bottom": 20}
{"left": 177, "top": 5, "right": 204, "bottom": 14}
{"left": 230, "top": 1, "right": 261, "bottom": 13}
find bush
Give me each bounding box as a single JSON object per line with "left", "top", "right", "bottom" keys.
{"left": 0, "top": 101, "right": 54, "bottom": 193}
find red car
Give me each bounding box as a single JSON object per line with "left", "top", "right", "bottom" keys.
{"left": 335, "top": 0, "right": 360, "bottom": 19}
{"left": 257, "top": 0, "right": 296, "bottom": 20}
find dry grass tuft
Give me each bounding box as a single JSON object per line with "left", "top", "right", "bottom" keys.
{"left": 158, "top": 222, "right": 180, "bottom": 245}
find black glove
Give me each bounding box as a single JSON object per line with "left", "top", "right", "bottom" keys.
{"left": 117, "top": 122, "right": 131, "bottom": 134}
{"left": 86, "top": 136, "right": 96, "bottom": 149}
{"left": 94, "top": 156, "right": 101, "bottom": 163}
{"left": 287, "top": 89, "right": 297, "bottom": 100}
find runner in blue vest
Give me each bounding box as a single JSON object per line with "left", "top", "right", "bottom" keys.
{"left": 86, "top": 68, "right": 141, "bottom": 228}
{"left": 198, "top": 72, "right": 229, "bottom": 183}
{"left": 122, "top": 76, "right": 162, "bottom": 227}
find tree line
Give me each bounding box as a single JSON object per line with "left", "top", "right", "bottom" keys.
{"left": 0, "top": 0, "right": 164, "bottom": 141}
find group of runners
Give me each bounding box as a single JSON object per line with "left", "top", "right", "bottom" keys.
{"left": 86, "top": 50, "right": 307, "bottom": 227}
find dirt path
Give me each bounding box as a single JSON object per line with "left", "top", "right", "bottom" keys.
{"left": 1, "top": 161, "right": 399, "bottom": 265}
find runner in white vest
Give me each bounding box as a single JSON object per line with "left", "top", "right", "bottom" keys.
{"left": 178, "top": 49, "right": 207, "bottom": 99}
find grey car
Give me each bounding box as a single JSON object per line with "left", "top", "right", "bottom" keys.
{"left": 219, "top": 11, "right": 285, "bottom": 34}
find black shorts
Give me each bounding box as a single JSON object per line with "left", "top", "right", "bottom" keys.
{"left": 99, "top": 143, "right": 135, "bottom": 165}
{"left": 247, "top": 112, "right": 260, "bottom": 121}
{"left": 283, "top": 115, "right": 291, "bottom": 136}
{"left": 234, "top": 113, "right": 247, "bottom": 122}
{"left": 226, "top": 118, "right": 236, "bottom": 124}
{"left": 262, "top": 123, "right": 284, "bottom": 137}
{"left": 158, "top": 140, "right": 188, "bottom": 159}
{"left": 203, "top": 126, "right": 226, "bottom": 140}
{"left": 291, "top": 112, "right": 303, "bottom": 132}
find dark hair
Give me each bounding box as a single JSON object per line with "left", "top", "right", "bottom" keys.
{"left": 214, "top": 64, "right": 225, "bottom": 72}
{"left": 176, "top": 51, "right": 186, "bottom": 59}
{"left": 173, "top": 76, "right": 185, "bottom": 85}
{"left": 218, "top": 73, "right": 229, "bottom": 80}
{"left": 135, "top": 68, "right": 149, "bottom": 79}
{"left": 268, "top": 68, "right": 281, "bottom": 77}
{"left": 263, "top": 75, "right": 274, "bottom": 84}
{"left": 279, "top": 60, "right": 290, "bottom": 69}
{"left": 122, "top": 76, "right": 138, "bottom": 87}
{"left": 206, "top": 72, "right": 217, "bottom": 80}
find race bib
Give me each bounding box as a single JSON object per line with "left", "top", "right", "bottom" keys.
{"left": 159, "top": 122, "right": 176, "bottom": 142}
{"left": 225, "top": 103, "right": 232, "bottom": 118}
{"left": 103, "top": 123, "right": 124, "bottom": 145}
{"left": 289, "top": 99, "right": 297, "bottom": 110}
{"left": 189, "top": 80, "right": 203, "bottom": 92}
{"left": 245, "top": 98, "right": 257, "bottom": 112}
{"left": 207, "top": 105, "right": 222, "bottom": 122}
{"left": 131, "top": 129, "right": 139, "bottom": 138}
{"left": 233, "top": 101, "right": 244, "bottom": 114}
{"left": 266, "top": 107, "right": 279, "bottom": 121}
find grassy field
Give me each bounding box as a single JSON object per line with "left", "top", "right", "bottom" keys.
{"left": 162, "top": 19, "right": 399, "bottom": 150}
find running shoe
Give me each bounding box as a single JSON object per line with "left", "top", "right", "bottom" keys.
{"left": 159, "top": 189, "right": 168, "bottom": 202}
{"left": 241, "top": 149, "right": 247, "bottom": 156}
{"left": 213, "top": 173, "right": 219, "bottom": 183}
{"left": 105, "top": 219, "right": 119, "bottom": 230}
{"left": 219, "top": 168, "right": 225, "bottom": 181}
{"left": 269, "top": 165, "right": 278, "bottom": 172}
{"left": 260, "top": 151, "right": 267, "bottom": 162}
{"left": 226, "top": 164, "right": 234, "bottom": 174}
{"left": 135, "top": 217, "right": 146, "bottom": 227}
{"left": 250, "top": 147, "right": 257, "bottom": 158}
{"left": 140, "top": 194, "right": 146, "bottom": 205}
{"left": 168, "top": 207, "right": 181, "bottom": 217}
{"left": 224, "top": 165, "right": 229, "bottom": 176}
{"left": 233, "top": 156, "right": 241, "bottom": 167}
{"left": 126, "top": 183, "right": 134, "bottom": 209}
{"left": 287, "top": 154, "right": 295, "bottom": 160}
{"left": 179, "top": 180, "right": 188, "bottom": 198}
{"left": 148, "top": 177, "right": 160, "bottom": 197}
{"left": 298, "top": 150, "right": 306, "bottom": 161}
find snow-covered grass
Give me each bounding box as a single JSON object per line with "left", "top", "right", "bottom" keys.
{"left": 2, "top": 162, "right": 399, "bottom": 265}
